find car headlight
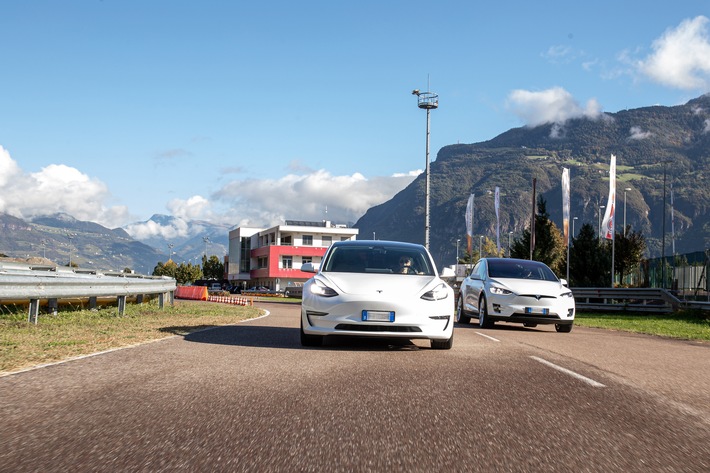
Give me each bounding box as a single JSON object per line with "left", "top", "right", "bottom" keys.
{"left": 421, "top": 283, "right": 449, "bottom": 301}
{"left": 489, "top": 286, "right": 513, "bottom": 296}
{"left": 309, "top": 280, "right": 338, "bottom": 297}
{"left": 560, "top": 291, "right": 574, "bottom": 298}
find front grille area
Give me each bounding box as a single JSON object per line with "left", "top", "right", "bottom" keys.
{"left": 334, "top": 324, "right": 423, "bottom": 333}
{"left": 519, "top": 294, "right": 556, "bottom": 300}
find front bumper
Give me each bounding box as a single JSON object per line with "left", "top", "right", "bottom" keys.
{"left": 302, "top": 295, "right": 454, "bottom": 341}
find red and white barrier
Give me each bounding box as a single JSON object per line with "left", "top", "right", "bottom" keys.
{"left": 207, "top": 295, "right": 254, "bottom": 306}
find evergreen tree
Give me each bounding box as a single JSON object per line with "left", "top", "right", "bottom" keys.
{"left": 152, "top": 260, "right": 178, "bottom": 279}
{"left": 614, "top": 228, "right": 646, "bottom": 286}
{"left": 569, "top": 223, "right": 611, "bottom": 286}
{"left": 510, "top": 197, "right": 567, "bottom": 275}
{"left": 202, "top": 255, "right": 225, "bottom": 280}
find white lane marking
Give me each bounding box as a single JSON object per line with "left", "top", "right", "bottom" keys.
{"left": 474, "top": 331, "right": 500, "bottom": 342}
{"left": 530, "top": 356, "right": 606, "bottom": 388}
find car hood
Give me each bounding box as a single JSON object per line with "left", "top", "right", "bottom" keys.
{"left": 319, "top": 273, "right": 441, "bottom": 296}
{"left": 490, "top": 278, "right": 567, "bottom": 296}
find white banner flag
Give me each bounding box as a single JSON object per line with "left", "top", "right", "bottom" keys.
{"left": 562, "top": 168, "right": 570, "bottom": 245}
{"left": 601, "top": 154, "right": 616, "bottom": 240}
{"left": 465, "top": 193, "right": 475, "bottom": 237}
{"left": 494, "top": 187, "right": 500, "bottom": 253}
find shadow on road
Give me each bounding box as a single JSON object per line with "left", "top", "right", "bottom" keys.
{"left": 178, "top": 325, "right": 428, "bottom": 351}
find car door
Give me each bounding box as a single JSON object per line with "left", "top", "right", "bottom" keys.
{"left": 467, "top": 260, "right": 487, "bottom": 312}
{"left": 462, "top": 261, "right": 482, "bottom": 314}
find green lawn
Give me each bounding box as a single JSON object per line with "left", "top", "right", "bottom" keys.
{"left": 575, "top": 310, "right": 710, "bottom": 341}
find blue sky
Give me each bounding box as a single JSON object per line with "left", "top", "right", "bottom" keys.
{"left": 1, "top": 1, "right": 709, "bottom": 241}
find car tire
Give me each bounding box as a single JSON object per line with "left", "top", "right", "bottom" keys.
{"left": 431, "top": 330, "right": 453, "bottom": 350}
{"left": 456, "top": 295, "right": 471, "bottom": 324}
{"left": 300, "top": 317, "right": 323, "bottom": 347}
{"left": 555, "top": 323, "right": 573, "bottom": 333}
{"left": 478, "top": 296, "right": 494, "bottom": 329}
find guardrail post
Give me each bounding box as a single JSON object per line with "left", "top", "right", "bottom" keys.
{"left": 169, "top": 291, "right": 174, "bottom": 306}
{"left": 89, "top": 297, "right": 97, "bottom": 310}
{"left": 117, "top": 295, "right": 126, "bottom": 315}
{"left": 28, "top": 299, "right": 40, "bottom": 324}
{"left": 158, "top": 293, "right": 165, "bottom": 309}
{"left": 48, "top": 298, "right": 58, "bottom": 316}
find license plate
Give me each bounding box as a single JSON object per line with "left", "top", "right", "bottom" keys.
{"left": 362, "top": 310, "right": 395, "bottom": 322}
{"left": 525, "top": 307, "right": 550, "bottom": 315}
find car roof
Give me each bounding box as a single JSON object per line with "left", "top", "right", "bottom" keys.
{"left": 331, "top": 240, "right": 426, "bottom": 251}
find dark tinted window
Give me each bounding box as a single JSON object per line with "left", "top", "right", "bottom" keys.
{"left": 487, "top": 259, "right": 558, "bottom": 281}
{"left": 322, "top": 245, "right": 433, "bottom": 275}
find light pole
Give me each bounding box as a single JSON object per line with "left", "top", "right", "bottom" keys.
{"left": 598, "top": 205, "right": 605, "bottom": 239}
{"left": 167, "top": 243, "right": 174, "bottom": 262}
{"left": 412, "top": 86, "right": 438, "bottom": 250}
{"left": 456, "top": 238, "right": 460, "bottom": 265}
{"left": 479, "top": 235, "right": 483, "bottom": 259}
{"left": 623, "top": 187, "right": 632, "bottom": 236}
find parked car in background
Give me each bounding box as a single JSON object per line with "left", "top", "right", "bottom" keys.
{"left": 457, "top": 258, "right": 575, "bottom": 332}
{"left": 300, "top": 240, "right": 455, "bottom": 349}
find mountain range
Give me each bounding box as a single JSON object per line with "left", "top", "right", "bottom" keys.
{"left": 354, "top": 94, "right": 710, "bottom": 266}
{"left": 2, "top": 95, "right": 709, "bottom": 272}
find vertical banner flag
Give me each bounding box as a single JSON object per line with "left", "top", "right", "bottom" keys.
{"left": 465, "top": 193, "right": 475, "bottom": 254}
{"left": 601, "top": 154, "right": 616, "bottom": 240}
{"left": 562, "top": 168, "right": 570, "bottom": 246}
{"left": 530, "top": 178, "right": 536, "bottom": 259}
{"left": 494, "top": 187, "right": 501, "bottom": 253}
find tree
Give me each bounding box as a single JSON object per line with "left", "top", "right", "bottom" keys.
{"left": 614, "top": 228, "right": 646, "bottom": 286}
{"left": 175, "top": 262, "right": 203, "bottom": 285}
{"left": 152, "top": 260, "right": 178, "bottom": 279}
{"left": 510, "top": 197, "right": 567, "bottom": 275}
{"left": 568, "top": 223, "right": 611, "bottom": 287}
{"left": 202, "top": 255, "right": 225, "bottom": 280}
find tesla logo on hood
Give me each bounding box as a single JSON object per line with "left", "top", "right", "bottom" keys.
{"left": 535, "top": 295, "right": 542, "bottom": 300}
{"left": 376, "top": 290, "right": 383, "bottom": 293}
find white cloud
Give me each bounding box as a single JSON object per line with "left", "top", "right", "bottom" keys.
{"left": 0, "top": 146, "right": 130, "bottom": 228}
{"left": 628, "top": 126, "right": 652, "bottom": 140}
{"left": 506, "top": 87, "right": 603, "bottom": 128}
{"left": 213, "top": 169, "right": 420, "bottom": 227}
{"left": 124, "top": 218, "right": 191, "bottom": 240}
{"left": 637, "top": 16, "right": 710, "bottom": 90}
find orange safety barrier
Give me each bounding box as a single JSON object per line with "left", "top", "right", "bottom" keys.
{"left": 175, "top": 285, "right": 209, "bottom": 301}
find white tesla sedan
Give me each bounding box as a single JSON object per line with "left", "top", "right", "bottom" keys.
{"left": 300, "top": 240, "right": 455, "bottom": 349}
{"left": 457, "top": 258, "right": 575, "bottom": 332}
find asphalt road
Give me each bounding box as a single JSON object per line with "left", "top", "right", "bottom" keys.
{"left": 1, "top": 302, "right": 709, "bottom": 472}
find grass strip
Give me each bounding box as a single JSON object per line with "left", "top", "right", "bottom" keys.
{"left": 0, "top": 300, "right": 262, "bottom": 374}
{"left": 574, "top": 310, "right": 710, "bottom": 341}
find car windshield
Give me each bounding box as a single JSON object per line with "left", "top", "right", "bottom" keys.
{"left": 487, "top": 259, "right": 558, "bottom": 282}
{"left": 322, "top": 245, "right": 434, "bottom": 275}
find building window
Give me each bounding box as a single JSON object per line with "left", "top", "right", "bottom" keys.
{"left": 302, "top": 235, "right": 313, "bottom": 246}
{"left": 341, "top": 237, "right": 351, "bottom": 241}
{"left": 282, "top": 256, "right": 293, "bottom": 269}
{"left": 282, "top": 235, "right": 292, "bottom": 246}
{"left": 302, "top": 257, "right": 312, "bottom": 265}
{"left": 257, "top": 256, "right": 268, "bottom": 269}
{"left": 321, "top": 236, "right": 332, "bottom": 247}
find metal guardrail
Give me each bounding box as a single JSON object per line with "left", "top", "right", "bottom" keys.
{"left": 572, "top": 287, "right": 709, "bottom": 313}
{"left": 0, "top": 262, "right": 177, "bottom": 323}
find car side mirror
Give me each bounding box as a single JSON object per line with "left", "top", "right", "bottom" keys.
{"left": 301, "top": 262, "right": 319, "bottom": 273}
{"left": 560, "top": 278, "right": 569, "bottom": 288}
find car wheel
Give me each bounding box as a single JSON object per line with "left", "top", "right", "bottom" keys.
{"left": 478, "top": 296, "right": 494, "bottom": 329}
{"left": 300, "top": 317, "right": 323, "bottom": 347}
{"left": 555, "top": 323, "right": 573, "bottom": 333}
{"left": 431, "top": 330, "right": 453, "bottom": 350}
{"left": 456, "top": 295, "right": 471, "bottom": 324}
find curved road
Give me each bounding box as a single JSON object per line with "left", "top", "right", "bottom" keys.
{"left": 1, "top": 302, "right": 709, "bottom": 472}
